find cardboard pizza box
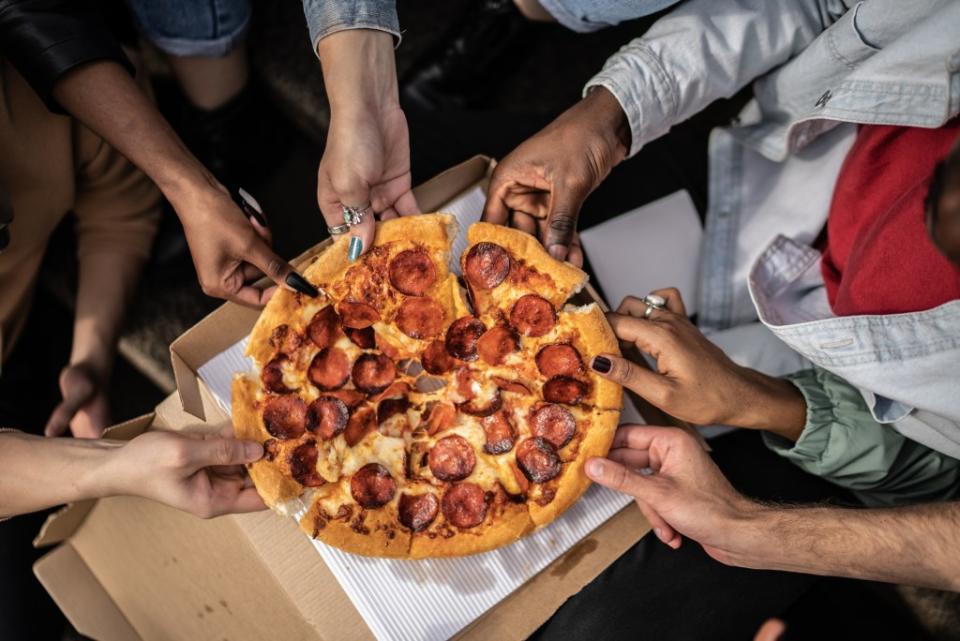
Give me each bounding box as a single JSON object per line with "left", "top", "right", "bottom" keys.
{"left": 34, "top": 155, "right": 653, "bottom": 641}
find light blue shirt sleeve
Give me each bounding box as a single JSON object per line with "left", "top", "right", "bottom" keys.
{"left": 301, "top": 0, "right": 400, "bottom": 55}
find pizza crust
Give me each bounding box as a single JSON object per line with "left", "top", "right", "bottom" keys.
{"left": 561, "top": 304, "right": 623, "bottom": 411}
{"left": 528, "top": 409, "right": 620, "bottom": 527}
{"left": 231, "top": 375, "right": 304, "bottom": 509}
{"left": 466, "top": 222, "right": 587, "bottom": 306}
{"left": 299, "top": 489, "right": 412, "bottom": 558}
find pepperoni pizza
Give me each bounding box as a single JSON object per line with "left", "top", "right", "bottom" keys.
{"left": 232, "top": 214, "right": 622, "bottom": 557}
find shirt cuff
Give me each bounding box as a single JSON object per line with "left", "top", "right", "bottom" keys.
{"left": 303, "top": 1, "right": 402, "bottom": 57}
{"left": 583, "top": 42, "right": 676, "bottom": 158}
{"left": 761, "top": 369, "right": 837, "bottom": 466}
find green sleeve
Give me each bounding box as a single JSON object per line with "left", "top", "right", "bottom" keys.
{"left": 761, "top": 367, "right": 960, "bottom": 507}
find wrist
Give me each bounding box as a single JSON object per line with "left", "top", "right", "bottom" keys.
{"left": 733, "top": 369, "right": 807, "bottom": 438}
{"left": 582, "top": 86, "right": 631, "bottom": 162}
{"left": 318, "top": 30, "right": 399, "bottom": 115}
{"left": 71, "top": 439, "right": 125, "bottom": 502}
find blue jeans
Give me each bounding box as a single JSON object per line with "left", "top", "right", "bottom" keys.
{"left": 126, "top": 0, "right": 251, "bottom": 57}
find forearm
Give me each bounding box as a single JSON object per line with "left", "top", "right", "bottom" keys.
{"left": 70, "top": 252, "right": 144, "bottom": 376}
{"left": 50, "top": 61, "right": 217, "bottom": 209}
{"left": 0, "top": 432, "right": 119, "bottom": 518}
{"left": 738, "top": 502, "right": 960, "bottom": 592}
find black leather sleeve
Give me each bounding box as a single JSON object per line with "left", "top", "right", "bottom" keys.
{"left": 0, "top": 0, "right": 133, "bottom": 113}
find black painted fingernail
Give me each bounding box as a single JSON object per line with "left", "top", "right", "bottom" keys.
{"left": 592, "top": 356, "right": 612, "bottom": 373}
{"left": 285, "top": 272, "right": 318, "bottom": 297}
{"left": 234, "top": 188, "right": 268, "bottom": 227}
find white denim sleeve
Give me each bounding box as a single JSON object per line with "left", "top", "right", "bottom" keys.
{"left": 585, "top": 0, "right": 856, "bottom": 156}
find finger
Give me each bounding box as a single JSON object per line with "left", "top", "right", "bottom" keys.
{"left": 334, "top": 180, "right": 376, "bottom": 263}
{"left": 590, "top": 353, "right": 670, "bottom": 402}
{"left": 379, "top": 206, "right": 399, "bottom": 220}
{"left": 543, "top": 186, "right": 586, "bottom": 262}
{"left": 207, "top": 484, "right": 266, "bottom": 516}
{"left": 187, "top": 438, "right": 263, "bottom": 468}
{"left": 607, "top": 447, "right": 651, "bottom": 471}
{"left": 482, "top": 170, "right": 512, "bottom": 226}
{"left": 392, "top": 190, "right": 420, "bottom": 217}
{"left": 634, "top": 498, "right": 681, "bottom": 549}
{"left": 649, "top": 287, "right": 687, "bottom": 316}
{"left": 567, "top": 233, "right": 584, "bottom": 268}
{"left": 248, "top": 213, "right": 273, "bottom": 246}
{"left": 44, "top": 400, "right": 78, "bottom": 437}
{"left": 511, "top": 211, "right": 538, "bottom": 235}
{"left": 584, "top": 456, "right": 649, "bottom": 497}
{"left": 611, "top": 424, "right": 682, "bottom": 452}
{"left": 242, "top": 236, "right": 318, "bottom": 299}
{"left": 754, "top": 619, "right": 787, "bottom": 641}
{"left": 604, "top": 313, "right": 673, "bottom": 357}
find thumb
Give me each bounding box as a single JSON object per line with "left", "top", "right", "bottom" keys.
{"left": 242, "top": 234, "right": 317, "bottom": 298}
{"left": 543, "top": 186, "right": 586, "bottom": 261}
{"left": 590, "top": 353, "right": 669, "bottom": 401}
{"left": 44, "top": 399, "right": 83, "bottom": 437}
{"left": 188, "top": 438, "right": 263, "bottom": 468}
{"left": 44, "top": 370, "right": 96, "bottom": 437}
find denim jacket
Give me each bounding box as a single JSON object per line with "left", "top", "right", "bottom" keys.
{"left": 586, "top": 0, "right": 960, "bottom": 457}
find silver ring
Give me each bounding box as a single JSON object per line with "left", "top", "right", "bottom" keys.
{"left": 642, "top": 294, "right": 667, "bottom": 319}
{"left": 327, "top": 223, "right": 351, "bottom": 236}
{"left": 342, "top": 203, "right": 371, "bottom": 227}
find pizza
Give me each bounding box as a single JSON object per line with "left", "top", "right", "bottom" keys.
{"left": 232, "top": 213, "right": 622, "bottom": 558}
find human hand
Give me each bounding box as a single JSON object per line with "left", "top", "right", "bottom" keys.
{"left": 174, "top": 182, "right": 317, "bottom": 306}
{"left": 589, "top": 289, "right": 806, "bottom": 436}
{"left": 317, "top": 30, "right": 419, "bottom": 262}
{"left": 585, "top": 425, "right": 758, "bottom": 560}
{"left": 103, "top": 428, "right": 265, "bottom": 518}
{"left": 45, "top": 363, "right": 110, "bottom": 439}
{"left": 482, "top": 87, "right": 630, "bottom": 266}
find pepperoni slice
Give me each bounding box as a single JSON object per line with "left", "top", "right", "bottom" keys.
{"left": 350, "top": 463, "right": 397, "bottom": 508}
{"left": 445, "top": 316, "right": 485, "bottom": 361}
{"left": 270, "top": 324, "right": 303, "bottom": 356}
{"left": 441, "top": 483, "right": 488, "bottom": 529}
{"left": 262, "top": 395, "right": 308, "bottom": 439}
{"left": 344, "top": 406, "right": 376, "bottom": 446}
{"left": 338, "top": 301, "right": 380, "bottom": 329}
{"left": 351, "top": 353, "right": 396, "bottom": 394}
{"left": 398, "top": 492, "right": 440, "bottom": 532}
{"left": 482, "top": 411, "right": 516, "bottom": 455}
{"left": 307, "top": 396, "right": 349, "bottom": 440}
{"left": 530, "top": 404, "right": 577, "bottom": 449}
{"left": 424, "top": 402, "right": 457, "bottom": 435}
{"left": 510, "top": 295, "right": 556, "bottom": 337}
{"left": 377, "top": 396, "right": 410, "bottom": 425}
{"left": 516, "top": 437, "right": 562, "bottom": 483}
{"left": 389, "top": 248, "right": 437, "bottom": 296}
{"left": 421, "top": 340, "right": 455, "bottom": 374}
{"left": 476, "top": 326, "right": 518, "bottom": 366}
{"left": 322, "top": 388, "right": 367, "bottom": 409}
{"left": 493, "top": 376, "right": 532, "bottom": 395}
{"left": 308, "top": 347, "right": 350, "bottom": 391}
{"left": 543, "top": 376, "right": 588, "bottom": 405}
{"left": 458, "top": 388, "right": 502, "bottom": 417}
{"left": 428, "top": 435, "right": 476, "bottom": 481}
{"left": 262, "top": 356, "right": 295, "bottom": 394}
{"left": 345, "top": 325, "right": 376, "bottom": 349}
{"left": 289, "top": 441, "right": 325, "bottom": 487}
{"left": 396, "top": 296, "right": 445, "bottom": 339}
{"left": 307, "top": 306, "right": 342, "bottom": 349}
{"left": 464, "top": 242, "right": 511, "bottom": 290}
{"left": 536, "top": 344, "right": 584, "bottom": 378}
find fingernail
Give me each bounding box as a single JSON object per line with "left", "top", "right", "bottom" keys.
{"left": 348, "top": 236, "right": 362, "bottom": 262}
{"left": 586, "top": 459, "right": 604, "bottom": 478}
{"left": 548, "top": 244, "right": 568, "bottom": 261}
{"left": 591, "top": 356, "right": 612, "bottom": 373}
{"left": 285, "top": 272, "right": 319, "bottom": 297}
{"left": 245, "top": 441, "right": 263, "bottom": 461}
{"left": 654, "top": 527, "right": 663, "bottom": 540}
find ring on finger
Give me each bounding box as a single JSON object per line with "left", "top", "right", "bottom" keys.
{"left": 642, "top": 293, "right": 667, "bottom": 319}
{"left": 342, "top": 203, "right": 371, "bottom": 227}
{"left": 327, "top": 222, "right": 351, "bottom": 235}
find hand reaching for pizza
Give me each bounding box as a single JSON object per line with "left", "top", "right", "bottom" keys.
{"left": 585, "top": 425, "right": 758, "bottom": 558}
{"left": 588, "top": 289, "right": 807, "bottom": 437}
{"left": 482, "top": 87, "right": 630, "bottom": 267}
{"left": 103, "top": 429, "right": 266, "bottom": 518}
{"left": 45, "top": 363, "right": 110, "bottom": 439}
